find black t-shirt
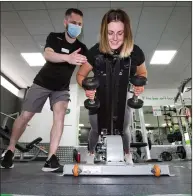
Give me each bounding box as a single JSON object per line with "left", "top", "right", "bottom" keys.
{"left": 34, "top": 32, "right": 88, "bottom": 91}
{"left": 87, "top": 43, "right": 145, "bottom": 115}
{"left": 87, "top": 43, "right": 145, "bottom": 76}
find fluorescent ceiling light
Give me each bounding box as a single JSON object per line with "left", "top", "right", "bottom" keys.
{"left": 145, "top": 123, "right": 151, "bottom": 126}
{"left": 21, "top": 53, "right": 46, "bottom": 66}
{"left": 150, "top": 50, "right": 177, "bottom": 65}
{"left": 1, "top": 76, "right": 19, "bottom": 97}
{"left": 79, "top": 124, "right": 84, "bottom": 127}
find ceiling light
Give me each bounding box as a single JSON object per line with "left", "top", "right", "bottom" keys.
{"left": 1, "top": 76, "right": 19, "bottom": 97}
{"left": 79, "top": 124, "right": 84, "bottom": 127}
{"left": 21, "top": 53, "right": 46, "bottom": 66}
{"left": 150, "top": 50, "right": 177, "bottom": 64}
{"left": 145, "top": 123, "right": 151, "bottom": 126}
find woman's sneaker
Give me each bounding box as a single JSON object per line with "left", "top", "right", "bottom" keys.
{"left": 86, "top": 153, "right": 95, "bottom": 164}
{"left": 1, "top": 150, "right": 14, "bottom": 169}
{"left": 42, "top": 154, "right": 62, "bottom": 172}
{"left": 124, "top": 153, "right": 134, "bottom": 166}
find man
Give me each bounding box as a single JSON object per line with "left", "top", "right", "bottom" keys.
{"left": 1, "top": 8, "right": 88, "bottom": 172}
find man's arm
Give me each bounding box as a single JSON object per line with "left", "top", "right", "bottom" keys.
{"left": 44, "top": 47, "right": 69, "bottom": 63}
{"left": 76, "top": 62, "right": 93, "bottom": 87}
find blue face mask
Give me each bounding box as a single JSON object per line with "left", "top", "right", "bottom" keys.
{"left": 67, "top": 23, "right": 82, "bottom": 38}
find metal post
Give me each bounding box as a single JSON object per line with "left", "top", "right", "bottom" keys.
{"left": 157, "top": 116, "right": 161, "bottom": 144}
{"left": 130, "top": 110, "right": 136, "bottom": 142}
{"left": 1, "top": 112, "right": 19, "bottom": 129}
{"left": 176, "top": 109, "right": 186, "bottom": 147}
{"left": 138, "top": 108, "right": 151, "bottom": 160}
{"left": 179, "top": 93, "right": 192, "bottom": 147}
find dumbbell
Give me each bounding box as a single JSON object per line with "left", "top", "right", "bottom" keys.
{"left": 127, "top": 76, "right": 147, "bottom": 109}
{"left": 82, "top": 77, "right": 100, "bottom": 110}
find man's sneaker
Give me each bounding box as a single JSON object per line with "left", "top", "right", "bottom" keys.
{"left": 86, "top": 153, "right": 95, "bottom": 164}
{"left": 0, "top": 150, "right": 14, "bottom": 169}
{"left": 42, "top": 154, "right": 62, "bottom": 172}
{"left": 124, "top": 153, "right": 134, "bottom": 166}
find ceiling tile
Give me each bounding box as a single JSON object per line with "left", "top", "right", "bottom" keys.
{"left": 48, "top": 9, "right": 67, "bottom": 32}
{"left": 136, "top": 7, "right": 174, "bottom": 34}
{"left": 1, "top": 2, "right": 14, "bottom": 11}
{"left": 18, "top": 10, "right": 55, "bottom": 35}
{"left": 176, "top": 1, "right": 192, "bottom": 6}
{"left": 122, "top": 7, "right": 143, "bottom": 37}
{"left": 45, "top": 2, "right": 78, "bottom": 9}
{"left": 144, "top": 1, "right": 176, "bottom": 7}
{"left": 12, "top": 2, "right": 46, "bottom": 10}
{"left": 135, "top": 7, "right": 174, "bottom": 66}
{"left": 1, "top": 12, "right": 30, "bottom": 36}
{"left": 1, "top": 35, "right": 17, "bottom": 54}
{"left": 78, "top": 1, "right": 110, "bottom": 8}
{"left": 152, "top": 33, "right": 191, "bottom": 76}
{"left": 111, "top": 1, "right": 143, "bottom": 7}
{"left": 81, "top": 8, "right": 110, "bottom": 48}
{"left": 179, "top": 64, "right": 192, "bottom": 81}
{"left": 157, "top": 7, "right": 192, "bottom": 50}
{"left": 6, "top": 36, "right": 40, "bottom": 53}
{"left": 33, "top": 34, "right": 48, "bottom": 50}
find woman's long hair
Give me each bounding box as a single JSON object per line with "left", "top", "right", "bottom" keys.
{"left": 99, "top": 9, "right": 134, "bottom": 58}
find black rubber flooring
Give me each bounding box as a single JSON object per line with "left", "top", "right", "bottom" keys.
{"left": 0, "top": 161, "right": 192, "bottom": 196}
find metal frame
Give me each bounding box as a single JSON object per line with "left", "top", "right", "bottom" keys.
{"left": 63, "top": 134, "right": 171, "bottom": 176}
{"left": 63, "top": 163, "right": 171, "bottom": 176}
{"left": 138, "top": 108, "right": 151, "bottom": 160}
{"left": 174, "top": 78, "right": 192, "bottom": 147}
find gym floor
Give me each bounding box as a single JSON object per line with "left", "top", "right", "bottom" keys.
{"left": 1, "top": 161, "right": 192, "bottom": 196}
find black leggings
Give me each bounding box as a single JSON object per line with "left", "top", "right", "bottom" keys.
{"left": 88, "top": 93, "right": 132, "bottom": 153}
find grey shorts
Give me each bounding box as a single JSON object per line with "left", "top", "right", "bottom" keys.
{"left": 22, "top": 84, "right": 70, "bottom": 113}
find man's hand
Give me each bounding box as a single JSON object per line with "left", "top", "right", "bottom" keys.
{"left": 133, "top": 86, "right": 144, "bottom": 96}
{"left": 67, "top": 48, "right": 87, "bottom": 66}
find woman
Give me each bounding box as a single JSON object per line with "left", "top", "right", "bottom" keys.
{"left": 77, "top": 9, "right": 147, "bottom": 165}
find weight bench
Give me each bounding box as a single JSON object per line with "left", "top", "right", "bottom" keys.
{"left": 0, "top": 127, "right": 48, "bottom": 162}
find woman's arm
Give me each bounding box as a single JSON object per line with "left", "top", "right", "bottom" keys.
{"left": 136, "top": 62, "right": 147, "bottom": 78}
{"left": 76, "top": 62, "right": 93, "bottom": 87}
{"left": 134, "top": 62, "right": 147, "bottom": 96}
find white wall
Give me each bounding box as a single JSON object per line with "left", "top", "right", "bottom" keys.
{"left": 19, "top": 84, "right": 80, "bottom": 146}
{"left": 141, "top": 89, "right": 191, "bottom": 106}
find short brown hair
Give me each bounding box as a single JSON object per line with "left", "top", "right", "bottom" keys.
{"left": 99, "top": 9, "right": 133, "bottom": 58}
{"left": 65, "top": 8, "right": 83, "bottom": 17}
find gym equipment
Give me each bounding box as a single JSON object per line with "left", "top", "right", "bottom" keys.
{"left": 174, "top": 77, "right": 192, "bottom": 147}
{"left": 176, "top": 146, "right": 186, "bottom": 159}
{"left": 1, "top": 112, "right": 30, "bottom": 129}
{"left": 127, "top": 76, "right": 147, "bottom": 109}
{"left": 0, "top": 127, "right": 48, "bottom": 162}
{"left": 167, "top": 133, "right": 175, "bottom": 143}
{"left": 63, "top": 54, "right": 171, "bottom": 177}
{"left": 82, "top": 77, "right": 100, "bottom": 111}
{"left": 167, "top": 131, "right": 182, "bottom": 143}
{"left": 159, "top": 145, "right": 187, "bottom": 161}
{"left": 160, "top": 151, "right": 173, "bottom": 161}
{"left": 173, "top": 131, "right": 182, "bottom": 141}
